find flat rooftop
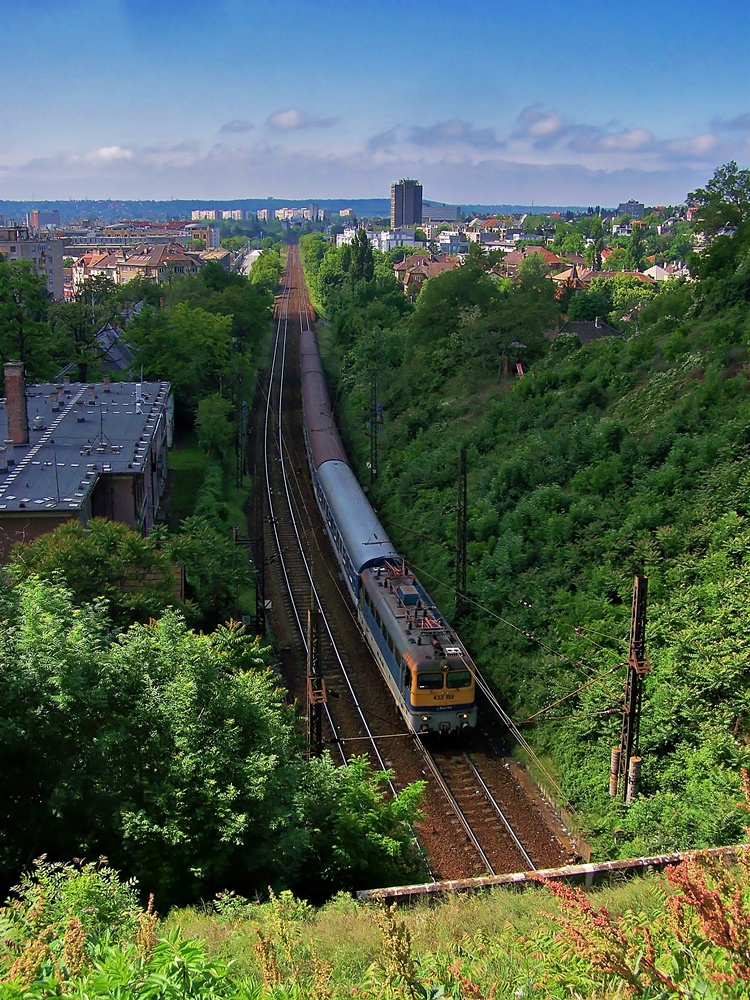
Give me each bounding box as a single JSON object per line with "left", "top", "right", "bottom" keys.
{"left": 0, "top": 380, "right": 171, "bottom": 514}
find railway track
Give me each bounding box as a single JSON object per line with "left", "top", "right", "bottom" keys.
{"left": 262, "top": 250, "right": 398, "bottom": 779}
{"left": 254, "top": 247, "right": 570, "bottom": 881}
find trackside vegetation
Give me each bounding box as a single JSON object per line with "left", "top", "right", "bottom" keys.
{"left": 0, "top": 248, "right": 429, "bottom": 909}
{"left": 299, "top": 162, "right": 750, "bottom": 860}
{"left": 6, "top": 166, "right": 750, "bottom": 998}
{"left": 3, "top": 845, "right": 750, "bottom": 997}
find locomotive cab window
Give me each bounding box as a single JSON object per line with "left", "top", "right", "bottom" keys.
{"left": 417, "top": 671, "right": 444, "bottom": 690}
{"left": 403, "top": 668, "right": 412, "bottom": 688}
{"left": 447, "top": 669, "right": 472, "bottom": 688}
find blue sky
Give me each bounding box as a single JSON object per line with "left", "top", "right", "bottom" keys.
{"left": 3, "top": 0, "right": 750, "bottom": 206}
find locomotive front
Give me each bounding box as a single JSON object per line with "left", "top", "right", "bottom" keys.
{"left": 359, "top": 561, "right": 477, "bottom": 734}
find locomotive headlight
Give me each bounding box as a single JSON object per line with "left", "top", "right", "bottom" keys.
{"left": 421, "top": 715, "right": 431, "bottom": 722}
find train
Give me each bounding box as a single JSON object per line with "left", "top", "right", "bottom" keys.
{"left": 299, "top": 325, "right": 477, "bottom": 734}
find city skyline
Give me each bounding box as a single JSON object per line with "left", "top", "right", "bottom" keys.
{"left": 2, "top": 0, "right": 750, "bottom": 207}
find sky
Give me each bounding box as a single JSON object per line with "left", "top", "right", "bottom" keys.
{"left": 3, "top": 0, "right": 750, "bottom": 207}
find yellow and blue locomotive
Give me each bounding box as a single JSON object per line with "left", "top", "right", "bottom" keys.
{"left": 300, "top": 326, "right": 477, "bottom": 734}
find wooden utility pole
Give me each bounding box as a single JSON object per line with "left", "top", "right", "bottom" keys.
{"left": 455, "top": 448, "right": 468, "bottom": 623}
{"left": 615, "top": 575, "right": 649, "bottom": 803}
{"left": 306, "top": 608, "right": 326, "bottom": 757}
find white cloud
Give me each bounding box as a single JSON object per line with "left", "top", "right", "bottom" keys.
{"left": 714, "top": 113, "right": 750, "bottom": 132}
{"left": 0, "top": 104, "right": 739, "bottom": 206}
{"left": 266, "top": 108, "right": 337, "bottom": 131}
{"left": 514, "top": 106, "right": 565, "bottom": 142}
{"left": 83, "top": 145, "right": 134, "bottom": 164}
{"left": 220, "top": 119, "right": 254, "bottom": 133}
{"left": 660, "top": 132, "right": 717, "bottom": 158}
{"left": 600, "top": 128, "right": 654, "bottom": 152}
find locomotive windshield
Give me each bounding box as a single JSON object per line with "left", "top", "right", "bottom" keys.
{"left": 446, "top": 669, "right": 472, "bottom": 688}
{"left": 417, "top": 672, "right": 444, "bottom": 690}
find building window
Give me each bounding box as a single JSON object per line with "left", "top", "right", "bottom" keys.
{"left": 133, "top": 473, "right": 145, "bottom": 515}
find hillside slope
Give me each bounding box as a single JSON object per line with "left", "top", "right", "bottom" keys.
{"left": 300, "top": 193, "right": 750, "bottom": 858}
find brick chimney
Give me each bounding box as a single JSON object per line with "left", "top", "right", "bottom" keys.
{"left": 4, "top": 361, "right": 28, "bottom": 446}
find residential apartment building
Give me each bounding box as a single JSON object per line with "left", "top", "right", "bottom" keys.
{"left": 72, "top": 243, "right": 200, "bottom": 290}
{"left": 391, "top": 179, "right": 423, "bottom": 228}
{"left": 0, "top": 363, "right": 173, "bottom": 560}
{"left": 0, "top": 226, "right": 65, "bottom": 300}
{"left": 618, "top": 200, "right": 645, "bottom": 220}
{"left": 422, "top": 202, "right": 460, "bottom": 222}
{"left": 27, "top": 210, "right": 61, "bottom": 231}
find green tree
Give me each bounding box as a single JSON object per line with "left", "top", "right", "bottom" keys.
{"left": 7, "top": 519, "right": 179, "bottom": 625}
{"left": 627, "top": 223, "right": 647, "bottom": 271}
{"left": 296, "top": 754, "right": 426, "bottom": 897}
{"left": 603, "top": 246, "right": 628, "bottom": 271}
{"left": 50, "top": 275, "right": 118, "bottom": 381}
{"left": 127, "top": 301, "right": 233, "bottom": 422}
{"left": 0, "top": 578, "right": 298, "bottom": 905}
{"left": 350, "top": 229, "right": 375, "bottom": 283}
{"left": 561, "top": 233, "right": 586, "bottom": 256}
{"left": 168, "top": 514, "right": 251, "bottom": 626}
{"left": 0, "top": 260, "right": 53, "bottom": 383}
{"left": 248, "top": 248, "right": 283, "bottom": 295}
{"left": 509, "top": 253, "right": 561, "bottom": 351}
{"left": 568, "top": 286, "right": 613, "bottom": 321}
{"left": 689, "top": 160, "right": 750, "bottom": 234}
{"left": 408, "top": 258, "right": 500, "bottom": 348}
{"left": 195, "top": 393, "right": 235, "bottom": 464}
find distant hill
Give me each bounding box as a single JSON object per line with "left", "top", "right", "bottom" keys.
{"left": 0, "top": 199, "right": 591, "bottom": 224}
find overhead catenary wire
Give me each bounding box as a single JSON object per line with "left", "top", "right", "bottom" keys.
{"left": 520, "top": 663, "right": 626, "bottom": 724}
{"left": 405, "top": 555, "right": 607, "bottom": 680}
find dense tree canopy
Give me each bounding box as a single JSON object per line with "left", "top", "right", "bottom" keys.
{"left": 8, "top": 518, "right": 179, "bottom": 625}
{"left": 0, "top": 576, "right": 425, "bottom": 906}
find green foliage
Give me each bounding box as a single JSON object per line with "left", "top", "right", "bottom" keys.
{"left": 0, "top": 260, "right": 54, "bottom": 384}
{"left": 126, "top": 261, "right": 275, "bottom": 427}
{"left": 7, "top": 518, "right": 179, "bottom": 625}
{"left": 127, "top": 301, "right": 233, "bottom": 420}
{"left": 0, "top": 575, "right": 299, "bottom": 906}
{"left": 628, "top": 222, "right": 646, "bottom": 271}
{"left": 248, "top": 248, "right": 283, "bottom": 295}
{"left": 567, "top": 285, "right": 612, "bottom": 321}
{"left": 171, "top": 513, "right": 251, "bottom": 627}
{"left": 349, "top": 228, "right": 375, "bottom": 283}
{"left": 7, "top": 853, "right": 750, "bottom": 999}
{"left": 0, "top": 861, "right": 245, "bottom": 997}
{"left": 306, "top": 171, "right": 750, "bottom": 859}
{"left": 407, "top": 258, "right": 501, "bottom": 349}
{"left": 4, "top": 858, "right": 142, "bottom": 943}
{"left": 196, "top": 392, "right": 236, "bottom": 465}
{"left": 689, "top": 159, "right": 750, "bottom": 235}
{"left": 50, "top": 275, "right": 119, "bottom": 381}
{"left": 295, "top": 755, "right": 426, "bottom": 898}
